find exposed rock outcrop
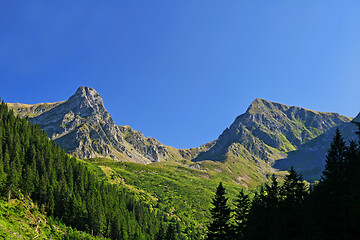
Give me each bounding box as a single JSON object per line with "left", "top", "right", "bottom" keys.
{"left": 12, "top": 87, "right": 186, "bottom": 163}
{"left": 7, "top": 89, "right": 356, "bottom": 182}
{"left": 194, "top": 98, "right": 351, "bottom": 165}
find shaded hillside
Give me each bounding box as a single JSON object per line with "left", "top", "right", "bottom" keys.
{"left": 274, "top": 121, "right": 359, "bottom": 181}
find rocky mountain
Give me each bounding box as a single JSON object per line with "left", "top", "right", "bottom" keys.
{"left": 194, "top": 98, "right": 351, "bottom": 162}
{"left": 274, "top": 121, "right": 359, "bottom": 181}
{"left": 9, "top": 87, "right": 188, "bottom": 163}
{"left": 7, "top": 88, "right": 356, "bottom": 181}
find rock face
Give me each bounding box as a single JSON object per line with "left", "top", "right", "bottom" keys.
{"left": 194, "top": 98, "right": 351, "bottom": 165}
{"left": 7, "top": 88, "right": 356, "bottom": 181}
{"left": 30, "top": 87, "right": 120, "bottom": 160}
{"left": 25, "top": 87, "right": 183, "bottom": 163}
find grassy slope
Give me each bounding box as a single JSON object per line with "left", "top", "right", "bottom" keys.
{"left": 0, "top": 196, "right": 103, "bottom": 240}
{"left": 6, "top": 102, "right": 65, "bottom": 118}
{"left": 83, "top": 157, "right": 287, "bottom": 232}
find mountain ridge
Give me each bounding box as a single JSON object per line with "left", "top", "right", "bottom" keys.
{"left": 194, "top": 98, "right": 350, "bottom": 163}
{"left": 6, "top": 86, "right": 354, "bottom": 182}
{"left": 8, "top": 87, "right": 195, "bottom": 164}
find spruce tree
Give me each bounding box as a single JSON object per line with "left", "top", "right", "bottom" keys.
{"left": 244, "top": 175, "right": 281, "bottom": 240}
{"left": 279, "top": 167, "right": 309, "bottom": 239}
{"left": 207, "top": 182, "right": 231, "bottom": 240}
{"left": 281, "top": 167, "right": 308, "bottom": 204}
{"left": 315, "top": 128, "right": 349, "bottom": 239}
{"left": 321, "top": 128, "right": 347, "bottom": 190}
{"left": 233, "top": 189, "right": 251, "bottom": 239}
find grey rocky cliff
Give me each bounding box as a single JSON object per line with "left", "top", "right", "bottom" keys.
{"left": 29, "top": 87, "right": 182, "bottom": 163}
{"left": 194, "top": 98, "right": 351, "bottom": 164}
{"left": 7, "top": 89, "right": 357, "bottom": 181}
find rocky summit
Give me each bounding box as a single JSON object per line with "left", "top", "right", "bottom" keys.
{"left": 194, "top": 98, "right": 351, "bottom": 163}
{"left": 191, "top": 98, "right": 355, "bottom": 181}
{"left": 7, "top": 88, "right": 357, "bottom": 181}
{"left": 9, "top": 87, "right": 185, "bottom": 163}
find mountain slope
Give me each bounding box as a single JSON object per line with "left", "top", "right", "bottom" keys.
{"left": 9, "top": 87, "right": 189, "bottom": 164}
{"left": 274, "top": 121, "right": 359, "bottom": 181}
{"left": 194, "top": 98, "right": 351, "bottom": 166}
{"left": 0, "top": 198, "right": 101, "bottom": 239}
{"left": 7, "top": 101, "right": 65, "bottom": 118}
{"left": 7, "top": 89, "right": 353, "bottom": 183}
{"left": 0, "top": 101, "right": 183, "bottom": 239}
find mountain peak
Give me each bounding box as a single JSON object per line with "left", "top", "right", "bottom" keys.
{"left": 246, "top": 98, "right": 286, "bottom": 114}
{"left": 248, "top": 98, "right": 269, "bottom": 106}
{"left": 251, "top": 98, "right": 268, "bottom": 103}
{"left": 196, "top": 98, "right": 351, "bottom": 164}
{"left": 74, "top": 86, "right": 97, "bottom": 96}
{"left": 67, "top": 86, "right": 105, "bottom": 116}
{"left": 72, "top": 86, "right": 102, "bottom": 103}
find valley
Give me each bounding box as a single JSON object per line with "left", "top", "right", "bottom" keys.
{"left": 7, "top": 87, "right": 355, "bottom": 182}
{"left": 4, "top": 86, "right": 359, "bottom": 239}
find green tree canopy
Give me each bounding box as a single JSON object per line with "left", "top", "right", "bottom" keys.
{"left": 207, "top": 182, "right": 231, "bottom": 240}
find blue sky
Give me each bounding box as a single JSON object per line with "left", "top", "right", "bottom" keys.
{"left": 1, "top": 1, "right": 360, "bottom": 149}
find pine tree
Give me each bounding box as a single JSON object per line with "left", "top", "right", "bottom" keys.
{"left": 244, "top": 175, "right": 281, "bottom": 240}
{"left": 344, "top": 140, "right": 360, "bottom": 238}
{"left": 321, "top": 128, "right": 347, "bottom": 190}
{"left": 207, "top": 182, "right": 232, "bottom": 240}
{"left": 314, "top": 128, "right": 349, "bottom": 239}
{"left": 281, "top": 167, "right": 308, "bottom": 204}
{"left": 278, "top": 167, "right": 309, "bottom": 239}
{"left": 233, "top": 189, "right": 251, "bottom": 239}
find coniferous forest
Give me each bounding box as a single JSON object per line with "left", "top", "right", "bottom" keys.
{"left": 0, "top": 101, "right": 182, "bottom": 239}
{"left": 207, "top": 128, "right": 360, "bottom": 240}
{"left": 2, "top": 97, "right": 360, "bottom": 240}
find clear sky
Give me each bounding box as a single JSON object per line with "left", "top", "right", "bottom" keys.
{"left": 1, "top": 1, "right": 360, "bottom": 149}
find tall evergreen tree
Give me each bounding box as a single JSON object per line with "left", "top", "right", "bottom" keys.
{"left": 321, "top": 128, "right": 347, "bottom": 190}
{"left": 343, "top": 140, "right": 360, "bottom": 239}
{"left": 244, "top": 175, "right": 281, "bottom": 240}
{"left": 313, "top": 128, "right": 349, "bottom": 240}
{"left": 207, "top": 182, "right": 231, "bottom": 240}
{"left": 233, "top": 189, "right": 251, "bottom": 239}
{"left": 281, "top": 167, "right": 308, "bottom": 204}
{"left": 278, "top": 167, "right": 309, "bottom": 239}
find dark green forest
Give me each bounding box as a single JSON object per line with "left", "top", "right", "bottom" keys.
{"left": 207, "top": 128, "right": 360, "bottom": 240}
{"left": 2, "top": 97, "right": 360, "bottom": 240}
{"left": 0, "top": 101, "right": 184, "bottom": 239}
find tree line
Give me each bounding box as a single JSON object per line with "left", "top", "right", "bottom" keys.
{"left": 208, "top": 127, "right": 360, "bottom": 240}
{"left": 0, "top": 101, "right": 182, "bottom": 239}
